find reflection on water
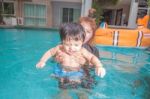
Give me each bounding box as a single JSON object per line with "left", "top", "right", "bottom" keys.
{"left": 97, "top": 46, "right": 150, "bottom": 99}
{"left": 99, "top": 46, "right": 149, "bottom": 73}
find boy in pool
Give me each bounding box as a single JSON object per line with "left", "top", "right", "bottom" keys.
{"left": 36, "top": 23, "right": 106, "bottom": 83}
{"left": 55, "top": 17, "right": 100, "bottom": 88}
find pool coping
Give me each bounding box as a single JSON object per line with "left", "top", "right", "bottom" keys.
{"left": 0, "top": 25, "right": 59, "bottom": 31}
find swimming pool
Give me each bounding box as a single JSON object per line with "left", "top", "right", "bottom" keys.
{"left": 0, "top": 28, "right": 149, "bottom": 99}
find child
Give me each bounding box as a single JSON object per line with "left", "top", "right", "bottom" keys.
{"left": 36, "top": 23, "right": 106, "bottom": 83}
{"left": 56, "top": 17, "right": 99, "bottom": 67}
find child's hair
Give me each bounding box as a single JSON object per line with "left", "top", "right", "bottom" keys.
{"left": 59, "top": 23, "right": 85, "bottom": 42}
{"left": 79, "top": 17, "right": 97, "bottom": 45}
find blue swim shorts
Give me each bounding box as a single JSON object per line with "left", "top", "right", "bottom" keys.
{"left": 53, "top": 64, "right": 84, "bottom": 80}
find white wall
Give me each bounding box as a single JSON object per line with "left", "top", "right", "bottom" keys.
{"left": 51, "top": 0, "right": 81, "bottom": 3}
{"left": 52, "top": 1, "right": 81, "bottom": 27}
{"left": 128, "top": 0, "right": 138, "bottom": 28}
{"left": 81, "top": 0, "right": 92, "bottom": 16}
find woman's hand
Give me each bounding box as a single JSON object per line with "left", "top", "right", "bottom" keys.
{"left": 55, "top": 51, "right": 65, "bottom": 63}
{"left": 55, "top": 51, "right": 86, "bottom": 65}
{"left": 73, "top": 55, "right": 86, "bottom": 65}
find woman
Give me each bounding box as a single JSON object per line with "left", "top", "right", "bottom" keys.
{"left": 79, "top": 17, "right": 99, "bottom": 59}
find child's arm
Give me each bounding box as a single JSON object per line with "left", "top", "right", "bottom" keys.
{"left": 82, "top": 48, "right": 106, "bottom": 78}
{"left": 36, "top": 46, "right": 59, "bottom": 68}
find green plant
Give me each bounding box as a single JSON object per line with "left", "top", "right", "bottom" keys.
{"left": 148, "top": 0, "right": 150, "bottom": 6}
{"left": 92, "top": 1, "right": 103, "bottom": 25}
{"left": 92, "top": 0, "right": 119, "bottom": 25}
{"left": 0, "top": 2, "right": 3, "bottom": 23}
{"left": 147, "top": 0, "right": 150, "bottom": 28}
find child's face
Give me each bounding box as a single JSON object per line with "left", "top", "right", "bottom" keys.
{"left": 80, "top": 22, "right": 93, "bottom": 44}
{"left": 62, "top": 39, "right": 83, "bottom": 55}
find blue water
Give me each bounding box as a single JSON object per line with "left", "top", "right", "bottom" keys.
{"left": 0, "top": 29, "right": 150, "bottom": 99}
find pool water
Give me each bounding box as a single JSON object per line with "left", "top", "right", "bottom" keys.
{"left": 0, "top": 29, "right": 150, "bottom": 99}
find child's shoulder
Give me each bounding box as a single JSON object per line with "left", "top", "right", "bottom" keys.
{"left": 81, "top": 47, "right": 89, "bottom": 53}
{"left": 81, "top": 47, "right": 88, "bottom": 51}
{"left": 81, "top": 47, "right": 94, "bottom": 57}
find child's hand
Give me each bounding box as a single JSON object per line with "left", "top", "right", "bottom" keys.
{"left": 36, "top": 61, "right": 45, "bottom": 69}
{"left": 96, "top": 67, "right": 106, "bottom": 78}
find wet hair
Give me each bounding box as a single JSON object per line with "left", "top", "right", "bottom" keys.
{"left": 79, "top": 17, "right": 97, "bottom": 44}
{"left": 59, "top": 23, "right": 85, "bottom": 42}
